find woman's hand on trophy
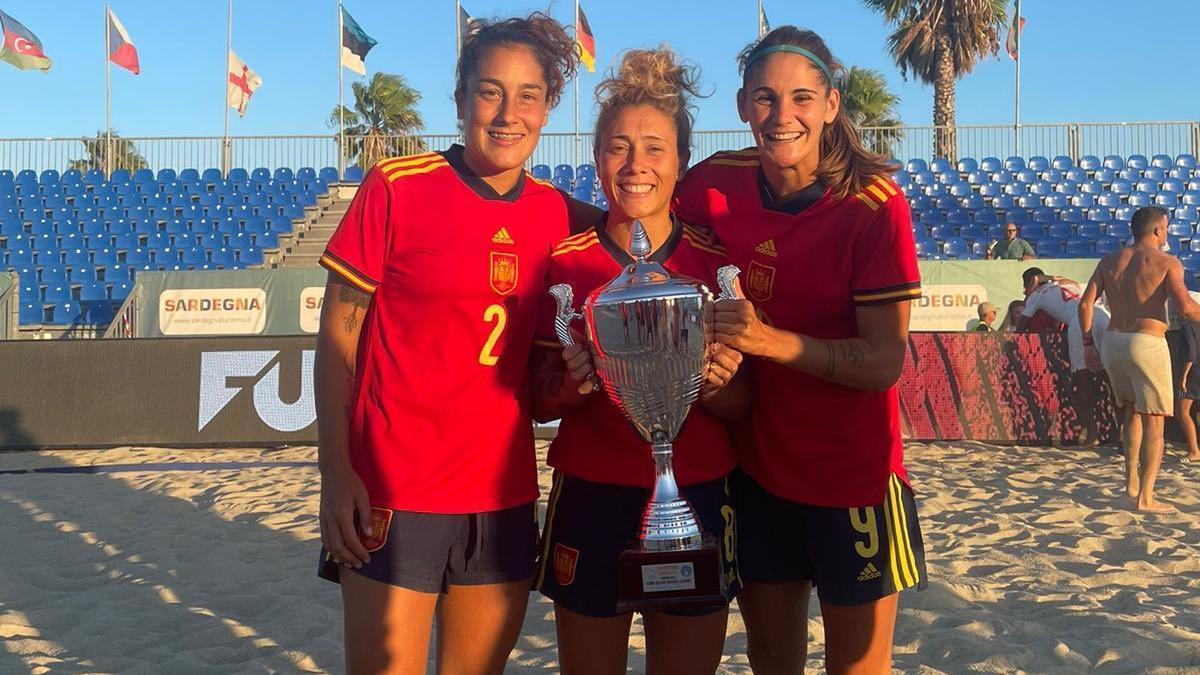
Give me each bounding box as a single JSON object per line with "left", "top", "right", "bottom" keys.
{"left": 714, "top": 278, "right": 774, "bottom": 358}
{"left": 701, "top": 343, "right": 744, "bottom": 399}
{"left": 561, "top": 327, "right": 598, "bottom": 395}
{"left": 319, "top": 461, "right": 373, "bottom": 568}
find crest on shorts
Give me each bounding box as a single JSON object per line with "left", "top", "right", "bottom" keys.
{"left": 553, "top": 543, "right": 579, "bottom": 586}
{"left": 359, "top": 507, "right": 393, "bottom": 553}
{"left": 746, "top": 260, "right": 776, "bottom": 302}
{"left": 490, "top": 251, "right": 519, "bottom": 295}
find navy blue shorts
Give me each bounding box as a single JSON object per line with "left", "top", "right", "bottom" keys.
{"left": 535, "top": 472, "right": 740, "bottom": 617}
{"left": 317, "top": 502, "right": 538, "bottom": 594}
{"left": 1182, "top": 368, "right": 1200, "bottom": 401}
{"left": 733, "top": 469, "right": 927, "bottom": 606}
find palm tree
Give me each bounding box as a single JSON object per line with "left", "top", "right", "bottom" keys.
{"left": 329, "top": 72, "right": 425, "bottom": 169}
{"left": 862, "top": 0, "right": 1008, "bottom": 160}
{"left": 837, "top": 66, "right": 904, "bottom": 157}
{"left": 69, "top": 130, "right": 148, "bottom": 173}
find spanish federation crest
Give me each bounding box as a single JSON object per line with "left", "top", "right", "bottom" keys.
{"left": 553, "top": 543, "right": 579, "bottom": 586}
{"left": 489, "top": 251, "right": 519, "bottom": 295}
{"left": 359, "top": 507, "right": 394, "bottom": 552}
{"left": 746, "top": 260, "right": 776, "bottom": 302}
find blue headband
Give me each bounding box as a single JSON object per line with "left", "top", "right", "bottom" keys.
{"left": 745, "top": 44, "right": 833, "bottom": 85}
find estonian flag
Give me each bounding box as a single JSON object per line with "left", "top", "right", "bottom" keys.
{"left": 0, "top": 9, "right": 51, "bottom": 72}
{"left": 107, "top": 7, "right": 140, "bottom": 75}
{"left": 341, "top": 6, "right": 376, "bottom": 76}
{"left": 576, "top": 4, "right": 595, "bottom": 73}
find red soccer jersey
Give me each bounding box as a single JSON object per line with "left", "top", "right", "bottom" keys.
{"left": 321, "top": 146, "right": 571, "bottom": 514}
{"left": 674, "top": 149, "right": 922, "bottom": 508}
{"left": 534, "top": 217, "right": 739, "bottom": 488}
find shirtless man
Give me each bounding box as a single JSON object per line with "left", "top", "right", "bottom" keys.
{"left": 1079, "top": 206, "right": 1200, "bottom": 513}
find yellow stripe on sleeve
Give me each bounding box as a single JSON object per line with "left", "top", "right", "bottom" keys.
{"left": 854, "top": 192, "right": 881, "bottom": 211}
{"left": 383, "top": 160, "right": 448, "bottom": 183}
{"left": 376, "top": 152, "right": 441, "bottom": 173}
{"left": 867, "top": 184, "right": 890, "bottom": 204}
{"left": 854, "top": 286, "right": 922, "bottom": 303}
{"left": 319, "top": 254, "right": 377, "bottom": 294}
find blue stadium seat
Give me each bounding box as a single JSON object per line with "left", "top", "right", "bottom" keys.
{"left": 228, "top": 168, "right": 250, "bottom": 183}
{"left": 1176, "top": 205, "right": 1199, "bottom": 221}
{"left": 975, "top": 210, "right": 999, "bottom": 226}
{"left": 1061, "top": 207, "right": 1084, "bottom": 224}
{"left": 211, "top": 247, "right": 238, "bottom": 269}
{"left": 1110, "top": 179, "right": 1132, "bottom": 195}
{"left": 1015, "top": 169, "right": 1039, "bottom": 184}
{"left": 1107, "top": 221, "right": 1132, "bottom": 239}
{"left": 1005, "top": 207, "right": 1030, "bottom": 224}
{"left": 50, "top": 302, "right": 81, "bottom": 325}
{"left": 966, "top": 170, "right": 989, "bottom": 185}
{"left": 1004, "top": 182, "right": 1027, "bottom": 196}
{"left": 1151, "top": 154, "right": 1173, "bottom": 170}
{"left": 942, "top": 237, "right": 970, "bottom": 258}
{"left": 181, "top": 247, "right": 209, "bottom": 268}
{"left": 177, "top": 168, "right": 200, "bottom": 182}
{"left": 1018, "top": 195, "right": 1042, "bottom": 209}
{"left": 296, "top": 167, "right": 316, "bottom": 182}
{"left": 7, "top": 248, "right": 33, "bottom": 265}
{"left": 1077, "top": 223, "right": 1103, "bottom": 240}
{"left": 1135, "top": 179, "right": 1159, "bottom": 194}
{"left": 319, "top": 167, "right": 339, "bottom": 184}
{"left": 1144, "top": 167, "right": 1166, "bottom": 182}
{"left": 1032, "top": 207, "right": 1056, "bottom": 224}
{"left": 1117, "top": 167, "right": 1141, "bottom": 182}
{"left": 86, "top": 300, "right": 117, "bottom": 325}
{"left": 43, "top": 284, "right": 70, "bottom": 303}
{"left": 1127, "top": 154, "right": 1149, "bottom": 171}
{"left": 1065, "top": 240, "right": 1093, "bottom": 257}
{"left": 1175, "top": 154, "right": 1198, "bottom": 170}
{"left": 343, "top": 166, "right": 364, "bottom": 183}
{"left": 993, "top": 195, "right": 1016, "bottom": 209}
{"left": 1169, "top": 219, "right": 1194, "bottom": 237}
{"left": 1162, "top": 178, "right": 1184, "bottom": 194}
{"left": 954, "top": 158, "right": 977, "bottom": 174}
{"left": 1093, "top": 168, "right": 1116, "bottom": 183}
{"left": 979, "top": 157, "right": 1002, "bottom": 173}
{"left": 1078, "top": 156, "right": 1101, "bottom": 172}
{"left": 247, "top": 167, "right": 269, "bottom": 182}
{"left": 1097, "top": 193, "right": 1122, "bottom": 208}
{"left": 929, "top": 224, "right": 957, "bottom": 239}
{"left": 1055, "top": 180, "right": 1078, "bottom": 196}
{"left": 906, "top": 159, "right": 928, "bottom": 174}
{"left": 199, "top": 168, "right": 221, "bottom": 183}
{"left": 1088, "top": 207, "right": 1113, "bottom": 224}
{"left": 1169, "top": 168, "right": 1191, "bottom": 181}
{"left": 156, "top": 169, "right": 177, "bottom": 183}
{"left": 39, "top": 169, "right": 60, "bottom": 185}
{"left": 101, "top": 264, "right": 131, "bottom": 284}
{"left": 1004, "top": 156, "right": 1026, "bottom": 172}
{"left": 1028, "top": 156, "right": 1050, "bottom": 172}
{"left": 959, "top": 224, "right": 986, "bottom": 240}
{"left": 1040, "top": 169, "right": 1063, "bottom": 184}
{"left": 962, "top": 194, "right": 986, "bottom": 210}
{"left": 239, "top": 246, "right": 264, "bottom": 266}
{"left": 914, "top": 238, "right": 937, "bottom": 257}
{"left": 18, "top": 301, "right": 42, "bottom": 325}
{"left": 1030, "top": 181, "right": 1053, "bottom": 196}
{"left": 1051, "top": 156, "right": 1074, "bottom": 172}
{"left": 1044, "top": 194, "right": 1068, "bottom": 209}
{"left": 79, "top": 281, "right": 108, "bottom": 302}
{"left": 1095, "top": 237, "right": 1123, "bottom": 255}
{"left": 274, "top": 168, "right": 295, "bottom": 183}
{"left": 1072, "top": 193, "right": 1096, "bottom": 208}
{"left": 1156, "top": 192, "right": 1180, "bottom": 207}
{"left": 929, "top": 158, "right": 952, "bottom": 175}
{"left": 1103, "top": 155, "right": 1125, "bottom": 171}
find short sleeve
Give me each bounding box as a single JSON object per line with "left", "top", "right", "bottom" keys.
{"left": 1020, "top": 291, "right": 1041, "bottom": 318}
{"left": 1022, "top": 239, "right": 1036, "bottom": 257}
{"left": 672, "top": 162, "right": 716, "bottom": 226}
{"left": 849, "top": 191, "right": 922, "bottom": 306}
{"left": 319, "top": 166, "right": 392, "bottom": 294}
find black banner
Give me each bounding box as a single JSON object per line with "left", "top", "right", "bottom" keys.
{"left": 0, "top": 336, "right": 316, "bottom": 449}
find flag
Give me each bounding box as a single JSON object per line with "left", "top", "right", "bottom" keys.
{"left": 758, "top": 2, "right": 770, "bottom": 39}
{"left": 457, "top": 4, "right": 479, "bottom": 54}
{"left": 340, "top": 6, "right": 376, "bottom": 75}
{"left": 0, "top": 9, "right": 51, "bottom": 71}
{"left": 227, "top": 50, "right": 262, "bottom": 117}
{"left": 576, "top": 3, "right": 595, "bottom": 73}
{"left": 1005, "top": 5, "right": 1025, "bottom": 60}
{"left": 107, "top": 7, "right": 139, "bottom": 75}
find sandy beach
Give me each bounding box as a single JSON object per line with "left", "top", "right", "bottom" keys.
{"left": 0, "top": 440, "right": 1198, "bottom": 674}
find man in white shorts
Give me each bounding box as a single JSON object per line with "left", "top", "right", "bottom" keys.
{"left": 1079, "top": 206, "right": 1200, "bottom": 512}
{"left": 1016, "top": 267, "right": 1111, "bottom": 445}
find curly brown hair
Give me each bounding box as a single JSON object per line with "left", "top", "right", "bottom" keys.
{"left": 592, "top": 47, "right": 705, "bottom": 165}
{"left": 738, "top": 26, "right": 897, "bottom": 199}
{"left": 454, "top": 13, "right": 578, "bottom": 111}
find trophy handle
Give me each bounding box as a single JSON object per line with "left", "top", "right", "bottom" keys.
{"left": 715, "top": 265, "right": 741, "bottom": 301}
{"left": 549, "top": 283, "right": 583, "bottom": 347}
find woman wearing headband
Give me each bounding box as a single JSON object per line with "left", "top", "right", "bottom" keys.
{"left": 674, "top": 26, "right": 926, "bottom": 673}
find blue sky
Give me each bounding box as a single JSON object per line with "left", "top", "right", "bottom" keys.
{"left": 2, "top": 0, "right": 1197, "bottom": 138}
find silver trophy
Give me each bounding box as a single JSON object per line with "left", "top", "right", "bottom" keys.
{"left": 550, "top": 220, "right": 740, "bottom": 610}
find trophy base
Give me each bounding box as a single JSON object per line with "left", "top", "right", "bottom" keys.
{"left": 615, "top": 535, "right": 727, "bottom": 614}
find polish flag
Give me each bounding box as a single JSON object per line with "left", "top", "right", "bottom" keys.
{"left": 107, "top": 7, "right": 139, "bottom": 74}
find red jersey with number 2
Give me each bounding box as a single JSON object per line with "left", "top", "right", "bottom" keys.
{"left": 320, "top": 146, "right": 571, "bottom": 514}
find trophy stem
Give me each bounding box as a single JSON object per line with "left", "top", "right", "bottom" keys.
{"left": 640, "top": 433, "right": 702, "bottom": 552}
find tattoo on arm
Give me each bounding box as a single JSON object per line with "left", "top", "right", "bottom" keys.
{"left": 338, "top": 283, "right": 371, "bottom": 334}
{"left": 839, "top": 341, "right": 866, "bottom": 370}
{"left": 823, "top": 341, "right": 835, "bottom": 380}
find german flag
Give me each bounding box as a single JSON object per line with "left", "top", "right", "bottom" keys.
{"left": 576, "top": 4, "right": 595, "bottom": 73}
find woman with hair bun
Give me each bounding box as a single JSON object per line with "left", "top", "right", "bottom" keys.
{"left": 674, "top": 26, "right": 927, "bottom": 674}
{"left": 530, "top": 47, "right": 747, "bottom": 674}
{"left": 314, "top": 13, "right": 582, "bottom": 674}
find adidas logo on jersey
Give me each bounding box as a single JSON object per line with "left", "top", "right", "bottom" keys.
{"left": 857, "top": 562, "right": 882, "bottom": 582}
{"left": 491, "top": 227, "right": 515, "bottom": 245}
{"left": 754, "top": 239, "right": 777, "bottom": 257}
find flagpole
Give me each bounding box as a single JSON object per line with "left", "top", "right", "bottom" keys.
{"left": 338, "top": 0, "right": 345, "bottom": 179}
{"left": 455, "top": 0, "right": 461, "bottom": 58}
{"left": 757, "top": 0, "right": 762, "bottom": 36}
{"left": 573, "top": 0, "right": 580, "bottom": 170}
{"left": 105, "top": 2, "right": 112, "bottom": 176}
{"left": 223, "top": 0, "right": 232, "bottom": 175}
{"left": 1014, "top": 0, "right": 1021, "bottom": 158}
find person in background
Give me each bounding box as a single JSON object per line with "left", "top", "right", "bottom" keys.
{"left": 1080, "top": 206, "right": 1200, "bottom": 512}
{"left": 973, "top": 302, "right": 997, "bottom": 331}
{"left": 1174, "top": 292, "right": 1200, "bottom": 465}
{"left": 986, "top": 222, "right": 1036, "bottom": 261}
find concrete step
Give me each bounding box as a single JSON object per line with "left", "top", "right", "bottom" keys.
{"left": 281, "top": 252, "right": 324, "bottom": 267}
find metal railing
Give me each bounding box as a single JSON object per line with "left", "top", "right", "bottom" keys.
{"left": 3, "top": 122, "right": 1200, "bottom": 175}
{"left": 103, "top": 283, "right": 140, "bottom": 339}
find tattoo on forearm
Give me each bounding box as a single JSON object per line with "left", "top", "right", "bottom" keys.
{"left": 338, "top": 283, "right": 371, "bottom": 334}
{"left": 823, "top": 341, "right": 835, "bottom": 380}
{"left": 840, "top": 342, "right": 866, "bottom": 370}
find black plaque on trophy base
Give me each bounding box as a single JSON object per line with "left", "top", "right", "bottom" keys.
{"left": 615, "top": 534, "right": 727, "bottom": 614}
